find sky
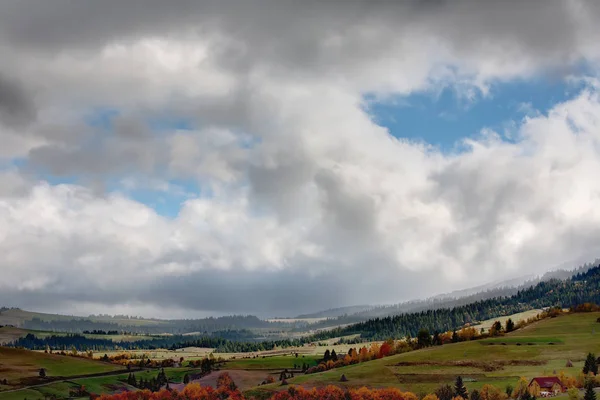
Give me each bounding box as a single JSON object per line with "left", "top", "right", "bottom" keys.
{"left": 2, "top": 1, "right": 600, "bottom": 319}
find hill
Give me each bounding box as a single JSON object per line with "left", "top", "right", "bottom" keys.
{"left": 293, "top": 263, "right": 599, "bottom": 331}
{"left": 295, "top": 305, "right": 374, "bottom": 319}
{"left": 0, "top": 308, "right": 275, "bottom": 335}
{"left": 0, "top": 346, "right": 122, "bottom": 392}
{"left": 251, "top": 311, "right": 600, "bottom": 396}
{"left": 308, "top": 264, "right": 600, "bottom": 340}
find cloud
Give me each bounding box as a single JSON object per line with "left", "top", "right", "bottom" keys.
{"left": 1, "top": 1, "right": 600, "bottom": 316}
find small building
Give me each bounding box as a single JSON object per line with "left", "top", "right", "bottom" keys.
{"left": 528, "top": 377, "right": 565, "bottom": 397}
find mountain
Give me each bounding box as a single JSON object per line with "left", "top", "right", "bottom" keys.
{"left": 309, "top": 263, "right": 600, "bottom": 340}
{"left": 0, "top": 308, "right": 277, "bottom": 334}
{"left": 295, "top": 305, "right": 374, "bottom": 319}
{"left": 296, "top": 261, "right": 599, "bottom": 330}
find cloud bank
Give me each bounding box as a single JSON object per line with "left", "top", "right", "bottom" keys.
{"left": 1, "top": 1, "right": 600, "bottom": 317}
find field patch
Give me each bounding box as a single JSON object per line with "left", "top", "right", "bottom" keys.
{"left": 226, "top": 355, "right": 320, "bottom": 370}
{"left": 0, "top": 347, "right": 120, "bottom": 389}
{"left": 480, "top": 337, "right": 564, "bottom": 345}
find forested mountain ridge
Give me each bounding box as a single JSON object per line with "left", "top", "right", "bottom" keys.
{"left": 0, "top": 309, "right": 277, "bottom": 334}
{"left": 299, "top": 262, "right": 598, "bottom": 330}
{"left": 310, "top": 264, "right": 600, "bottom": 340}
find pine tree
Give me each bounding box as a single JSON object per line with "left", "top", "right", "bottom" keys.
{"left": 455, "top": 376, "right": 468, "bottom": 399}
{"left": 323, "top": 349, "right": 331, "bottom": 362}
{"left": 584, "top": 382, "right": 596, "bottom": 400}
{"left": 506, "top": 318, "right": 515, "bottom": 332}
{"left": 584, "top": 353, "right": 598, "bottom": 375}
{"left": 470, "top": 390, "right": 481, "bottom": 400}
{"left": 331, "top": 349, "right": 338, "bottom": 361}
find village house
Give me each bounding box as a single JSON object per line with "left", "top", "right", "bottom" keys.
{"left": 528, "top": 377, "right": 565, "bottom": 397}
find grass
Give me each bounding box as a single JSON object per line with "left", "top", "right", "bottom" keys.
{"left": 226, "top": 355, "right": 321, "bottom": 370}
{"left": 0, "top": 367, "right": 205, "bottom": 400}
{"left": 0, "top": 389, "right": 45, "bottom": 400}
{"left": 0, "top": 347, "right": 120, "bottom": 389}
{"left": 0, "top": 328, "right": 27, "bottom": 346}
{"left": 251, "top": 312, "right": 600, "bottom": 396}
{"left": 469, "top": 310, "right": 543, "bottom": 331}
{"left": 479, "top": 337, "right": 564, "bottom": 345}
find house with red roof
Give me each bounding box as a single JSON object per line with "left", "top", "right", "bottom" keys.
{"left": 528, "top": 377, "right": 565, "bottom": 397}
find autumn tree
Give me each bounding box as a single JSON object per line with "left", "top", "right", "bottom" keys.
{"left": 380, "top": 341, "right": 393, "bottom": 357}
{"left": 513, "top": 377, "right": 530, "bottom": 399}
{"left": 216, "top": 372, "right": 237, "bottom": 391}
{"left": 481, "top": 384, "right": 508, "bottom": 400}
{"left": 436, "top": 384, "right": 455, "bottom": 400}
{"left": 490, "top": 321, "right": 503, "bottom": 337}
{"left": 568, "top": 388, "right": 581, "bottom": 400}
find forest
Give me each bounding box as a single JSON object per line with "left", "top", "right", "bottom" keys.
{"left": 9, "top": 332, "right": 307, "bottom": 352}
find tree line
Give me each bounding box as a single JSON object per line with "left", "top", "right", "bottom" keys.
{"left": 9, "top": 332, "right": 307, "bottom": 352}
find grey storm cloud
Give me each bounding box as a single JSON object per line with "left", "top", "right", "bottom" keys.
{"left": 1, "top": 1, "right": 600, "bottom": 317}
{"left": 0, "top": 72, "right": 36, "bottom": 128}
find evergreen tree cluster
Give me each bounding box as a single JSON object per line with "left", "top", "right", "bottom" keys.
{"left": 10, "top": 332, "right": 307, "bottom": 352}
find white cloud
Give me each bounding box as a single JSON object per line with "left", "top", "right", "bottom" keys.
{"left": 1, "top": 1, "right": 600, "bottom": 315}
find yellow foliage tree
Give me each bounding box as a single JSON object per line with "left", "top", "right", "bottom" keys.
{"left": 404, "top": 392, "right": 419, "bottom": 400}
{"left": 568, "top": 387, "right": 581, "bottom": 400}
{"left": 369, "top": 343, "right": 381, "bottom": 358}
{"left": 481, "top": 384, "right": 508, "bottom": 400}
{"left": 423, "top": 394, "right": 440, "bottom": 400}
{"left": 513, "top": 377, "right": 529, "bottom": 399}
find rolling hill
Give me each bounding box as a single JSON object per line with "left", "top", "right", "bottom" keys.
{"left": 250, "top": 311, "right": 600, "bottom": 396}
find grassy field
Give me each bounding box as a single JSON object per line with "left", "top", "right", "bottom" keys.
{"left": 469, "top": 309, "right": 543, "bottom": 331}
{"left": 3, "top": 311, "right": 599, "bottom": 399}
{"left": 0, "top": 327, "right": 27, "bottom": 345}
{"left": 226, "top": 355, "right": 321, "bottom": 370}
{"left": 0, "top": 347, "right": 121, "bottom": 389}
{"left": 251, "top": 312, "right": 600, "bottom": 396}
{"left": 0, "top": 366, "right": 208, "bottom": 400}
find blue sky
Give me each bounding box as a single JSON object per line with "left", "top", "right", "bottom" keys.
{"left": 368, "top": 77, "right": 585, "bottom": 152}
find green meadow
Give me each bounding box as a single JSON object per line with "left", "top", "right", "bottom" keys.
{"left": 251, "top": 312, "right": 600, "bottom": 396}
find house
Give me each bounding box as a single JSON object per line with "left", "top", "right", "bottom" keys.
{"left": 528, "top": 377, "right": 565, "bottom": 397}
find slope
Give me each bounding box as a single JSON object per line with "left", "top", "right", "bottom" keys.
{"left": 0, "top": 347, "right": 121, "bottom": 391}
{"left": 253, "top": 311, "right": 600, "bottom": 395}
